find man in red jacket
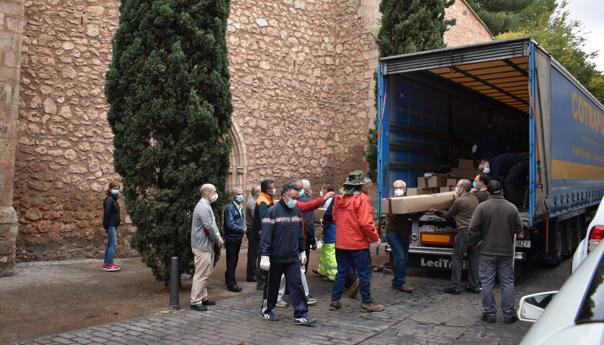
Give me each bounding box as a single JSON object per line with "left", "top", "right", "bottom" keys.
{"left": 329, "top": 170, "right": 384, "bottom": 313}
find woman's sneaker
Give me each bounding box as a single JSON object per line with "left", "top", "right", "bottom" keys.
{"left": 276, "top": 299, "right": 288, "bottom": 308}
{"left": 102, "top": 263, "right": 110, "bottom": 271}
{"left": 105, "top": 264, "right": 121, "bottom": 272}
{"left": 307, "top": 297, "right": 317, "bottom": 306}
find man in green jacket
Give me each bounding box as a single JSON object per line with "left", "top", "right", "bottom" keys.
{"left": 468, "top": 179, "right": 522, "bottom": 324}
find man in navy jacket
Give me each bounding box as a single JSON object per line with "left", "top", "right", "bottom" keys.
{"left": 223, "top": 187, "right": 246, "bottom": 292}
{"left": 259, "top": 182, "right": 315, "bottom": 326}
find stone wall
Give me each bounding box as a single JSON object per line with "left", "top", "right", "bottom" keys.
{"left": 0, "top": 0, "right": 24, "bottom": 275}
{"left": 11, "top": 0, "right": 492, "bottom": 261}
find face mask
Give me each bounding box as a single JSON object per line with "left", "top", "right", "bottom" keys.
{"left": 210, "top": 193, "right": 219, "bottom": 203}
{"left": 483, "top": 167, "right": 491, "bottom": 174}
{"left": 111, "top": 189, "right": 120, "bottom": 197}
{"left": 472, "top": 181, "right": 478, "bottom": 190}
{"left": 320, "top": 190, "right": 324, "bottom": 197}
{"left": 286, "top": 198, "right": 297, "bottom": 209}
{"left": 235, "top": 195, "right": 244, "bottom": 203}
{"left": 299, "top": 189, "right": 305, "bottom": 197}
{"left": 271, "top": 188, "right": 276, "bottom": 196}
{"left": 394, "top": 189, "right": 404, "bottom": 197}
{"left": 454, "top": 187, "right": 460, "bottom": 194}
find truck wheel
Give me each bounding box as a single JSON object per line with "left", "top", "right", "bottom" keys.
{"left": 514, "top": 260, "right": 524, "bottom": 281}
{"left": 544, "top": 221, "right": 563, "bottom": 266}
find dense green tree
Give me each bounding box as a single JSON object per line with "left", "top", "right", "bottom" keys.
{"left": 365, "top": 0, "right": 455, "bottom": 182}
{"left": 105, "top": 0, "right": 233, "bottom": 281}
{"left": 497, "top": 1, "right": 604, "bottom": 102}
{"left": 467, "top": 0, "right": 556, "bottom": 35}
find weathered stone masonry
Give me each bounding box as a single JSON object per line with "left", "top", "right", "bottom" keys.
{"left": 0, "top": 0, "right": 24, "bottom": 276}
{"left": 1, "top": 0, "right": 492, "bottom": 267}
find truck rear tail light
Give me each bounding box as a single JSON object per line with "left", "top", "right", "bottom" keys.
{"left": 588, "top": 225, "right": 604, "bottom": 252}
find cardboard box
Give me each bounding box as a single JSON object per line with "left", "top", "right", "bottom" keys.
{"left": 427, "top": 174, "right": 447, "bottom": 188}
{"left": 450, "top": 167, "right": 478, "bottom": 180}
{"left": 417, "top": 177, "right": 427, "bottom": 188}
{"left": 457, "top": 159, "right": 475, "bottom": 170}
{"left": 446, "top": 178, "right": 457, "bottom": 187}
{"left": 382, "top": 192, "right": 457, "bottom": 214}
{"left": 406, "top": 188, "right": 439, "bottom": 196}
{"left": 440, "top": 187, "right": 452, "bottom": 193}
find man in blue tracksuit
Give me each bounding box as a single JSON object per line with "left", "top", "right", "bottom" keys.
{"left": 223, "top": 187, "right": 246, "bottom": 292}
{"left": 259, "top": 182, "right": 315, "bottom": 326}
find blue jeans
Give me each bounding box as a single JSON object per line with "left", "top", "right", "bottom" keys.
{"left": 104, "top": 226, "right": 117, "bottom": 264}
{"left": 386, "top": 232, "right": 409, "bottom": 287}
{"left": 331, "top": 249, "right": 373, "bottom": 304}
{"left": 479, "top": 255, "right": 515, "bottom": 318}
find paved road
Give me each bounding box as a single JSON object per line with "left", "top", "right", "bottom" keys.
{"left": 8, "top": 259, "right": 570, "bottom": 345}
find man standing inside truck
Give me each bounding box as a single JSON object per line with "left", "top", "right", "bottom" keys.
{"left": 468, "top": 179, "right": 522, "bottom": 324}
{"left": 478, "top": 153, "right": 529, "bottom": 207}
{"left": 385, "top": 180, "right": 414, "bottom": 293}
{"left": 431, "top": 179, "right": 480, "bottom": 295}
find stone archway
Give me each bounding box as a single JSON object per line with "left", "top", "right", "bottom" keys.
{"left": 226, "top": 122, "right": 247, "bottom": 193}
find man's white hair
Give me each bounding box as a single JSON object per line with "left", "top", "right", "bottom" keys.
{"left": 200, "top": 183, "right": 215, "bottom": 196}
{"left": 393, "top": 180, "right": 407, "bottom": 188}
{"left": 231, "top": 186, "right": 243, "bottom": 196}
{"left": 301, "top": 179, "right": 311, "bottom": 189}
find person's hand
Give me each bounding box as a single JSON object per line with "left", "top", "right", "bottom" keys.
{"left": 260, "top": 256, "right": 271, "bottom": 271}
{"left": 322, "top": 191, "right": 335, "bottom": 201}
{"left": 370, "top": 239, "right": 381, "bottom": 251}
{"left": 299, "top": 251, "right": 307, "bottom": 266}
{"left": 217, "top": 239, "right": 224, "bottom": 248}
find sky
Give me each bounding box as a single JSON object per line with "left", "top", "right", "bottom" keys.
{"left": 566, "top": 0, "right": 604, "bottom": 72}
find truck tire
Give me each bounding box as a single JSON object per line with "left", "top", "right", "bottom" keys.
{"left": 561, "top": 219, "right": 573, "bottom": 260}
{"left": 544, "top": 220, "right": 563, "bottom": 266}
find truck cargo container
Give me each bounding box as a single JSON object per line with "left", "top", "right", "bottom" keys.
{"left": 376, "top": 38, "right": 604, "bottom": 270}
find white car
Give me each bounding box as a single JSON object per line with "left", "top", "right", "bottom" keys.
{"left": 518, "top": 238, "right": 604, "bottom": 345}
{"left": 572, "top": 196, "right": 604, "bottom": 273}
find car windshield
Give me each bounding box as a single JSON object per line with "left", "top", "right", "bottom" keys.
{"left": 576, "top": 252, "right": 604, "bottom": 323}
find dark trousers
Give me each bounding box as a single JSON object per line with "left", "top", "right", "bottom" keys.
{"left": 331, "top": 249, "right": 373, "bottom": 304}
{"left": 246, "top": 229, "right": 258, "bottom": 280}
{"left": 450, "top": 231, "right": 479, "bottom": 290}
{"left": 304, "top": 243, "right": 311, "bottom": 272}
{"left": 225, "top": 240, "right": 241, "bottom": 288}
{"left": 262, "top": 261, "right": 308, "bottom": 319}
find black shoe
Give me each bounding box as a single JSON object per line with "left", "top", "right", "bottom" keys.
{"left": 202, "top": 299, "right": 216, "bottom": 306}
{"left": 246, "top": 277, "right": 258, "bottom": 282}
{"left": 227, "top": 285, "right": 242, "bottom": 292}
{"left": 481, "top": 314, "right": 496, "bottom": 323}
{"left": 444, "top": 287, "right": 461, "bottom": 295}
{"left": 256, "top": 283, "right": 265, "bottom": 291}
{"left": 465, "top": 286, "right": 482, "bottom": 294}
{"left": 504, "top": 315, "right": 518, "bottom": 324}
{"left": 190, "top": 304, "right": 207, "bottom": 312}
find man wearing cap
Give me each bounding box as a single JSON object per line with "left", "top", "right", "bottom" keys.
{"left": 259, "top": 182, "right": 316, "bottom": 326}
{"left": 468, "top": 179, "right": 522, "bottom": 324}
{"left": 329, "top": 170, "right": 384, "bottom": 313}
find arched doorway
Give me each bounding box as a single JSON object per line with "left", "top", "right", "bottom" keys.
{"left": 226, "top": 122, "right": 247, "bottom": 192}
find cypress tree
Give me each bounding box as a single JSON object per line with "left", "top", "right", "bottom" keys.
{"left": 105, "top": 0, "right": 233, "bottom": 281}
{"left": 366, "top": 0, "right": 454, "bottom": 183}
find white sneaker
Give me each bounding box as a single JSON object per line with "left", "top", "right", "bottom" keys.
{"left": 276, "top": 299, "right": 288, "bottom": 308}
{"left": 307, "top": 297, "right": 317, "bottom": 306}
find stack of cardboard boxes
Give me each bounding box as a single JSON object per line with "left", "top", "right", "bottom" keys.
{"left": 382, "top": 159, "right": 478, "bottom": 215}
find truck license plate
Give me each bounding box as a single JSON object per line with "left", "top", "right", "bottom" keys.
{"left": 516, "top": 240, "right": 531, "bottom": 248}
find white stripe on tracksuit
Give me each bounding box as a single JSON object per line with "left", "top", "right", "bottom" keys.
{"left": 278, "top": 266, "right": 309, "bottom": 300}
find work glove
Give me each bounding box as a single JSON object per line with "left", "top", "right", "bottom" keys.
{"left": 260, "top": 255, "right": 270, "bottom": 271}
{"left": 299, "top": 251, "right": 307, "bottom": 266}
{"left": 370, "top": 238, "right": 382, "bottom": 251}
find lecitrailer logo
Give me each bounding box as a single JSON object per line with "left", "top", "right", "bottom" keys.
{"left": 420, "top": 257, "right": 467, "bottom": 269}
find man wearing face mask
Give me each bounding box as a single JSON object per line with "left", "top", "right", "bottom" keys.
{"left": 254, "top": 179, "right": 277, "bottom": 290}
{"left": 431, "top": 179, "right": 480, "bottom": 295}
{"left": 223, "top": 187, "right": 246, "bottom": 292}
{"left": 190, "top": 183, "right": 224, "bottom": 312}
{"left": 259, "top": 182, "right": 315, "bottom": 326}
{"left": 478, "top": 153, "right": 528, "bottom": 207}
{"left": 472, "top": 174, "right": 490, "bottom": 203}
{"left": 385, "top": 180, "right": 414, "bottom": 293}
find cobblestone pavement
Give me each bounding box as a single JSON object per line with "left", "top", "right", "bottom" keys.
{"left": 8, "top": 260, "right": 569, "bottom": 345}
